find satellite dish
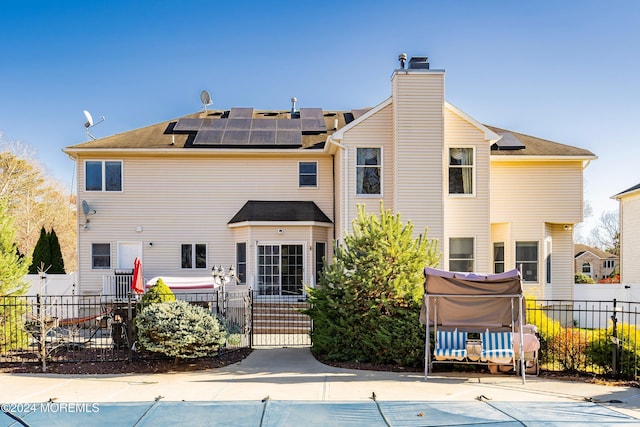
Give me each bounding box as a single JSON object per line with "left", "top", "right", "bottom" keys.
{"left": 82, "top": 110, "right": 105, "bottom": 140}
{"left": 200, "top": 90, "right": 213, "bottom": 111}
{"left": 83, "top": 110, "right": 94, "bottom": 128}
{"left": 82, "top": 200, "right": 96, "bottom": 216}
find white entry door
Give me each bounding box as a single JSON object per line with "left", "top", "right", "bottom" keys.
{"left": 118, "top": 242, "right": 143, "bottom": 271}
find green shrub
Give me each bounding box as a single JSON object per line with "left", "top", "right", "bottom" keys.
{"left": 140, "top": 278, "right": 175, "bottom": 306}
{"left": 136, "top": 300, "right": 226, "bottom": 360}
{"left": 574, "top": 273, "right": 595, "bottom": 284}
{"left": 587, "top": 323, "right": 640, "bottom": 377}
{"left": 305, "top": 203, "right": 440, "bottom": 367}
{"left": 547, "top": 328, "right": 589, "bottom": 372}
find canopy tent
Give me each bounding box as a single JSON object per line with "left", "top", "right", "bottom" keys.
{"left": 421, "top": 267, "right": 527, "bottom": 383}
{"left": 145, "top": 276, "right": 219, "bottom": 290}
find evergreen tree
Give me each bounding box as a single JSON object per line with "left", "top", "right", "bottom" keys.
{"left": 306, "top": 203, "right": 440, "bottom": 367}
{"left": 48, "top": 229, "right": 65, "bottom": 274}
{"left": 29, "top": 227, "right": 51, "bottom": 274}
{"left": 0, "top": 198, "right": 31, "bottom": 352}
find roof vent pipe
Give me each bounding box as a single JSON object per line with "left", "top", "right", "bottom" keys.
{"left": 291, "top": 97, "right": 297, "bottom": 115}
{"left": 398, "top": 53, "right": 407, "bottom": 69}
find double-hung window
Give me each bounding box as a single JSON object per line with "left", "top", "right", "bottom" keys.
{"left": 314, "top": 242, "right": 326, "bottom": 285}
{"left": 449, "top": 238, "right": 474, "bottom": 272}
{"left": 299, "top": 162, "right": 317, "bottom": 188}
{"left": 85, "top": 160, "right": 122, "bottom": 192}
{"left": 181, "top": 243, "right": 207, "bottom": 269}
{"left": 493, "top": 242, "right": 505, "bottom": 274}
{"left": 448, "top": 148, "right": 473, "bottom": 195}
{"left": 91, "top": 243, "right": 111, "bottom": 269}
{"left": 236, "top": 242, "right": 247, "bottom": 284}
{"left": 516, "top": 241, "right": 538, "bottom": 282}
{"left": 356, "top": 148, "right": 381, "bottom": 195}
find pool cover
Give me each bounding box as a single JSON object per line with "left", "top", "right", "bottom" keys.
{"left": 2, "top": 400, "right": 637, "bottom": 426}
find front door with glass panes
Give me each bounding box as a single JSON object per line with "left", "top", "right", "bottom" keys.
{"left": 257, "top": 244, "right": 304, "bottom": 296}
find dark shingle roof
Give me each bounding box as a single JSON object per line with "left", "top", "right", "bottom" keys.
{"left": 228, "top": 201, "right": 332, "bottom": 224}
{"left": 487, "top": 125, "right": 596, "bottom": 158}
{"left": 613, "top": 182, "right": 640, "bottom": 198}
{"left": 574, "top": 244, "right": 617, "bottom": 259}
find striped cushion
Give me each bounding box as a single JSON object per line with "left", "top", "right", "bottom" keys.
{"left": 434, "top": 329, "right": 467, "bottom": 359}
{"left": 481, "top": 330, "right": 514, "bottom": 361}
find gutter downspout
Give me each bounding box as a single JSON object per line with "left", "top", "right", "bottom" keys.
{"left": 327, "top": 134, "right": 348, "bottom": 244}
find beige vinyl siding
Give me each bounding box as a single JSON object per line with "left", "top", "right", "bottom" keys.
{"left": 620, "top": 194, "right": 640, "bottom": 284}
{"left": 444, "top": 107, "right": 491, "bottom": 272}
{"left": 77, "top": 152, "right": 334, "bottom": 293}
{"left": 391, "top": 71, "right": 444, "bottom": 245}
{"left": 339, "top": 103, "right": 394, "bottom": 237}
{"left": 491, "top": 161, "right": 584, "bottom": 224}
{"left": 545, "top": 223, "right": 574, "bottom": 300}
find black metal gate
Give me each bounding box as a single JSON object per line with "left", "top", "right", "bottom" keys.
{"left": 248, "top": 292, "right": 312, "bottom": 348}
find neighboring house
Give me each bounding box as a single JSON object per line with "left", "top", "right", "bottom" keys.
{"left": 63, "top": 55, "right": 596, "bottom": 301}
{"left": 613, "top": 183, "right": 640, "bottom": 285}
{"left": 574, "top": 243, "right": 619, "bottom": 282}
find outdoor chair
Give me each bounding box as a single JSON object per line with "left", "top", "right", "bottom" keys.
{"left": 480, "top": 330, "right": 514, "bottom": 364}
{"left": 434, "top": 329, "right": 468, "bottom": 361}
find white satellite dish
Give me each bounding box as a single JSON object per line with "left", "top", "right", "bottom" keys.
{"left": 82, "top": 200, "right": 96, "bottom": 216}
{"left": 200, "top": 90, "right": 213, "bottom": 111}
{"left": 83, "top": 110, "right": 94, "bottom": 128}
{"left": 82, "top": 110, "right": 105, "bottom": 140}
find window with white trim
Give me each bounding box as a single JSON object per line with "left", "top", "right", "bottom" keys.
{"left": 493, "top": 242, "right": 505, "bottom": 274}
{"left": 91, "top": 243, "right": 111, "bottom": 269}
{"left": 449, "top": 237, "right": 474, "bottom": 272}
{"left": 516, "top": 241, "right": 538, "bottom": 282}
{"left": 299, "top": 162, "right": 317, "bottom": 187}
{"left": 181, "top": 243, "right": 207, "bottom": 269}
{"left": 448, "top": 147, "right": 473, "bottom": 194}
{"left": 236, "top": 242, "right": 247, "bottom": 284}
{"left": 85, "top": 160, "right": 122, "bottom": 192}
{"left": 315, "top": 242, "right": 326, "bottom": 285}
{"left": 356, "top": 148, "right": 381, "bottom": 195}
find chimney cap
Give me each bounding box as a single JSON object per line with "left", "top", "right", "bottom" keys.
{"left": 408, "top": 56, "right": 430, "bottom": 69}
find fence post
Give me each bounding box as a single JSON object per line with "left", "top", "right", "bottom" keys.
{"left": 127, "top": 292, "right": 133, "bottom": 363}
{"left": 612, "top": 298, "right": 619, "bottom": 377}
{"left": 249, "top": 290, "right": 253, "bottom": 349}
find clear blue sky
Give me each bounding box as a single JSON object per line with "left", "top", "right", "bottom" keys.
{"left": 1, "top": 1, "right": 638, "bottom": 239}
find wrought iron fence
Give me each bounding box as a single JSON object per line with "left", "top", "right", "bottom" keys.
{"left": 528, "top": 299, "right": 640, "bottom": 379}
{"left": 3, "top": 293, "right": 638, "bottom": 379}
{"left": 0, "top": 291, "right": 250, "bottom": 365}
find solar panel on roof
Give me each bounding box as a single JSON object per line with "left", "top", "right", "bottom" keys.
{"left": 276, "top": 119, "right": 301, "bottom": 130}
{"left": 228, "top": 108, "right": 254, "bottom": 119}
{"left": 226, "top": 119, "right": 252, "bottom": 130}
{"left": 301, "top": 118, "right": 326, "bottom": 132}
{"left": 251, "top": 119, "right": 277, "bottom": 130}
{"left": 276, "top": 130, "right": 302, "bottom": 145}
{"left": 173, "top": 118, "right": 204, "bottom": 131}
{"left": 221, "top": 130, "right": 250, "bottom": 145}
{"left": 249, "top": 131, "right": 276, "bottom": 145}
{"left": 193, "top": 130, "right": 224, "bottom": 145}
{"left": 200, "top": 118, "right": 226, "bottom": 130}
{"left": 299, "top": 108, "right": 323, "bottom": 119}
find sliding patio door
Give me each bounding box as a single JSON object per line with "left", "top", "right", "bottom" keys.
{"left": 257, "top": 244, "right": 304, "bottom": 296}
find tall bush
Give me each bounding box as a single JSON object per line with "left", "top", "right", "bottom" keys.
{"left": 136, "top": 300, "right": 226, "bottom": 360}
{"left": 28, "top": 227, "right": 65, "bottom": 274}
{"left": 0, "top": 198, "right": 30, "bottom": 352}
{"left": 306, "top": 203, "right": 440, "bottom": 367}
